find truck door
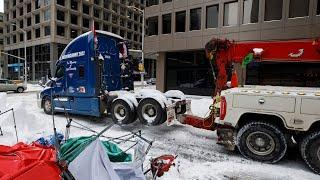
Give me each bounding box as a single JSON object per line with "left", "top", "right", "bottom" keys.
{"left": 53, "top": 64, "right": 71, "bottom": 111}
{"left": 98, "top": 36, "right": 121, "bottom": 91}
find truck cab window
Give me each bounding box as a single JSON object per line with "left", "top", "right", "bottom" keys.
{"left": 55, "top": 66, "right": 65, "bottom": 78}
{"left": 79, "top": 65, "right": 85, "bottom": 79}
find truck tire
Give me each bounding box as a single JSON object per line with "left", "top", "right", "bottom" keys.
{"left": 17, "top": 87, "right": 24, "bottom": 93}
{"left": 137, "top": 98, "right": 165, "bottom": 126}
{"left": 236, "top": 121, "right": 287, "bottom": 163}
{"left": 300, "top": 131, "right": 320, "bottom": 174}
{"left": 43, "top": 97, "right": 53, "bottom": 115}
{"left": 111, "top": 100, "right": 136, "bottom": 125}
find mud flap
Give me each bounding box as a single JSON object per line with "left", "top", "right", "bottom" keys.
{"left": 217, "top": 127, "right": 236, "bottom": 151}
{"left": 166, "top": 105, "right": 176, "bottom": 126}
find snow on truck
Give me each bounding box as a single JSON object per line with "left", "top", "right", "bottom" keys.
{"left": 37, "top": 30, "right": 189, "bottom": 126}
{"left": 179, "top": 38, "right": 320, "bottom": 174}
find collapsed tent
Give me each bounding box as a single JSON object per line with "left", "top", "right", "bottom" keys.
{"left": 60, "top": 136, "right": 146, "bottom": 180}
{"left": 0, "top": 142, "right": 61, "bottom": 180}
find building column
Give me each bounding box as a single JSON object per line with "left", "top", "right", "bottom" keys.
{"left": 156, "top": 52, "right": 166, "bottom": 92}
{"left": 50, "top": 43, "right": 59, "bottom": 77}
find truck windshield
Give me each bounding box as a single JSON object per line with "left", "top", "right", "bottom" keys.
{"left": 55, "top": 66, "right": 65, "bottom": 79}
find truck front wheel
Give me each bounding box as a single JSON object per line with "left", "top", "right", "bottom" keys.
{"left": 43, "top": 97, "right": 53, "bottom": 115}
{"left": 300, "top": 131, "right": 320, "bottom": 174}
{"left": 236, "top": 121, "right": 287, "bottom": 163}
{"left": 111, "top": 100, "right": 136, "bottom": 125}
{"left": 137, "top": 98, "right": 165, "bottom": 126}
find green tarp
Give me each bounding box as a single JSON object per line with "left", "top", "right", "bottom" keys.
{"left": 60, "top": 136, "right": 132, "bottom": 163}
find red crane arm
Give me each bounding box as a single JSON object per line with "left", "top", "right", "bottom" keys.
{"left": 205, "top": 38, "right": 320, "bottom": 96}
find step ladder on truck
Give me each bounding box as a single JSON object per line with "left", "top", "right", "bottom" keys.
{"left": 178, "top": 38, "right": 320, "bottom": 175}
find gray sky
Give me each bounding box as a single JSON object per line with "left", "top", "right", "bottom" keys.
{"left": 0, "top": 0, "right": 3, "bottom": 13}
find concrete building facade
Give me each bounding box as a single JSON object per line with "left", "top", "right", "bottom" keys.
{"left": 4, "top": 0, "right": 145, "bottom": 81}
{"left": 145, "top": 0, "right": 320, "bottom": 95}
{"left": 0, "top": 13, "right": 4, "bottom": 79}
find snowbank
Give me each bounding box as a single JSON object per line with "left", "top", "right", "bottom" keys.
{"left": 0, "top": 100, "right": 50, "bottom": 145}
{"left": 190, "top": 98, "right": 213, "bottom": 118}
{"left": 0, "top": 93, "right": 7, "bottom": 112}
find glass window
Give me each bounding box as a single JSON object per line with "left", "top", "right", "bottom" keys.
{"left": 175, "top": 11, "right": 186, "bottom": 32}
{"left": 27, "top": 3, "right": 31, "bottom": 13}
{"left": 83, "top": 18, "right": 90, "bottom": 28}
{"left": 206, "top": 5, "right": 219, "bottom": 28}
{"left": 19, "top": 20, "right": 23, "bottom": 28}
{"left": 57, "top": 10, "right": 65, "bottom": 21}
{"left": 27, "top": 31, "right": 32, "bottom": 40}
{"left": 57, "top": 0, "right": 65, "bottom": 6}
{"left": 19, "top": 7, "right": 23, "bottom": 16}
{"left": 224, "top": 1, "right": 238, "bottom": 26}
{"left": 289, "top": 0, "right": 309, "bottom": 18}
{"left": 19, "top": 33, "right": 23, "bottom": 41}
{"left": 163, "top": 0, "right": 172, "bottom": 3}
{"left": 57, "top": 26, "right": 65, "bottom": 37}
{"left": 44, "top": 9, "right": 51, "bottom": 21}
{"left": 70, "top": 29, "right": 78, "bottom": 39}
{"left": 71, "top": 14, "right": 78, "bottom": 25}
{"left": 44, "top": 26, "right": 50, "bottom": 36}
{"left": 70, "top": 0, "right": 78, "bottom": 10}
{"left": 147, "top": 0, "right": 159, "bottom": 7}
{"left": 162, "top": 13, "right": 171, "bottom": 34}
{"left": 35, "top": 0, "right": 40, "bottom": 9}
{"left": 83, "top": 4, "right": 90, "bottom": 14}
{"left": 35, "top": 28, "right": 40, "bottom": 38}
{"left": 55, "top": 66, "right": 65, "bottom": 79}
{"left": 265, "top": 0, "right": 282, "bottom": 21}
{"left": 27, "top": 17, "right": 31, "bottom": 26}
{"left": 147, "top": 16, "right": 158, "bottom": 36}
{"left": 94, "top": 8, "right": 100, "bottom": 18}
{"left": 190, "top": 8, "right": 201, "bottom": 31}
{"left": 35, "top": 14, "right": 40, "bottom": 24}
{"left": 243, "top": 0, "right": 259, "bottom": 24}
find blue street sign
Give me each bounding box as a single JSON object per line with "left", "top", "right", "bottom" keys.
{"left": 8, "top": 63, "right": 23, "bottom": 67}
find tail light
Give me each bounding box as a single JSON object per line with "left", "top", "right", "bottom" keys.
{"left": 220, "top": 96, "right": 227, "bottom": 120}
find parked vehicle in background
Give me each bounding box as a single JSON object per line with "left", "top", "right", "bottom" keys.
{"left": 146, "top": 78, "right": 156, "bottom": 85}
{"left": 0, "top": 79, "right": 27, "bottom": 93}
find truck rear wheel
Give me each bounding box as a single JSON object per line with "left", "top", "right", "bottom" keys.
{"left": 137, "top": 98, "right": 165, "bottom": 126}
{"left": 236, "top": 121, "right": 287, "bottom": 163}
{"left": 111, "top": 100, "right": 136, "bottom": 125}
{"left": 300, "top": 131, "right": 320, "bottom": 174}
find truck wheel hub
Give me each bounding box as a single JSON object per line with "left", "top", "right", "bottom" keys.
{"left": 114, "top": 104, "right": 126, "bottom": 121}
{"left": 317, "top": 147, "right": 320, "bottom": 160}
{"left": 45, "top": 100, "right": 51, "bottom": 111}
{"left": 142, "top": 104, "right": 157, "bottom": 123}
{"left": 246, "top": 131, "right": 275, "bottom": 156}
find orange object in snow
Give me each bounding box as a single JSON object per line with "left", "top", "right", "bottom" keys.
{"left": 231, "top": 70, "right": 239, "bottom": 88}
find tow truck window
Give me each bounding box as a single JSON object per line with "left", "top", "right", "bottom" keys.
{"left": 79, "top": 65, "right": 85, "bottom": 79}
{"left": 55, "top": 66, "right": 65, "bottom": 78}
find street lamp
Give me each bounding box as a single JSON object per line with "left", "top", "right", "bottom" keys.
{"left": 11, "top": 23, "right": 27, "bottom": 86}
{"left": 127, "top": 6, "right": 145, "bottom": 86}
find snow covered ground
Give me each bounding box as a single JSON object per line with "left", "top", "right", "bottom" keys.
{"left": 0, "top": 91, "right": 319, "bottom": 179}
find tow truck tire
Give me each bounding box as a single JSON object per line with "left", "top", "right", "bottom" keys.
{"left": 43, "top": 97, "right": 53, "bottom": 115}
{"left": 137, "top": 98, "right": 165, "bottom": 126}
{"left": 17, "top": 87, "right": 24, "bottom": 93}
{"left": 111, "top": 99, "right": 136, "bottom": 125}
{"left": 236, "top": 121, "right": 287, "bottom": 163}
{"left": 300, "top": 131, "right": 320, "bottom": 175}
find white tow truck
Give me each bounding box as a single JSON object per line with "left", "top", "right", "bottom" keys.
{"left": 215, "top": 86, "right": 320, "bottom": 174}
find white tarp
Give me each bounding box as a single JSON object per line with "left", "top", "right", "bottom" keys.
{"left": 68, "top": 139, "right": 146, "bottom": 180}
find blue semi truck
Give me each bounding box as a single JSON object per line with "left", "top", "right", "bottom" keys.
{"left": 37, "top": 31, "right": 189, "bottom": 126}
